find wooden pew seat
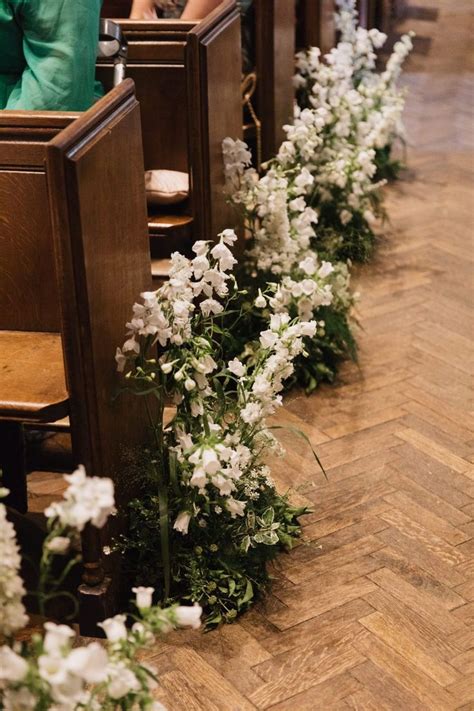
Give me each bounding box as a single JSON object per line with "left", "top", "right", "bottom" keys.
{"left": 0, "top": 331, "right": 68, "bottom": 422}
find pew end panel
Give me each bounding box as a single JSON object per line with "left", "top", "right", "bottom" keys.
{"left": 254, "top": 0, "right": 296, "bottom": 161}
{"left": 187, "top": 0, "right": 243, "bottom": 239}
{"left": 296, "top": 0, "right": 336, "bottom": 55}
{"left": 44, "top": 80, "right": 152, "bottom": 633}
{"left": 0, "top": 113, "right": 78, "bottom": 332}
{"left": 0, "top": 81, "right": 152, "bottom": 633}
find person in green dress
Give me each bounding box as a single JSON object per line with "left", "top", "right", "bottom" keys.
{"left": 0, "top": 0, "right": 102, "bottom": 111}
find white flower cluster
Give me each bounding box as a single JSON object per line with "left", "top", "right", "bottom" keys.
{"left": 224, "top": 138, "right": 323, "bottom": 276}
{"left": 287, "top": 79, "right": 383, "bottom": 226}
{"left": 294, "top": 0, "right": 414, "bottom": 188}
{"left": 0, "top": 596, "right": 201, "bottom": 710}
{"left": 44, "top": 465, "right": 115, "bottom": 533}
{"left": 119, "top": 233, "right": 319, "bottom": 534}
{"left": 0, "top": 477, "right": 202, "bottom": 711}
{"left": 268, "top": 255, "right": 335, "bottom": 321}
{"left": 0, "top": 491, "right": 28, "bottom": 637}
{"left": 170, "top": 309, "right": 316, "bottom": 530}
{"left": 223, "top": 137, "right": 355, "bottom": 332}
{"left": 238, "top": 312, "right": 317, "bottom": 424}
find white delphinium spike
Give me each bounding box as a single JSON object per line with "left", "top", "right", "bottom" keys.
{"left": 0, "top": 491, "right": 28, "bottom": 637}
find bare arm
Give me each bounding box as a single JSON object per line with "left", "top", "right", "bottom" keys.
{"left": 130, "top": 0, "right": 158, "bottom": 19}
{"left": 180, "top": 0, "right": 222, "bottom": 20}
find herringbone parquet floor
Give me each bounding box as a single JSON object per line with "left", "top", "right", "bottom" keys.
{"left": 133, "top": 2, "right": 474, "bottom": 708}
{"left": 28, "top": 1, "right": 474, "bottom": 708}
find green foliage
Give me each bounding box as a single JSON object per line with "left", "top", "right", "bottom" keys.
{"left": 374, "top": 144, "right": 405, "bottom": 182}
{"left": 118, "top": 473, "right": 308, "bottom": 629}
{"left": 289, "top": 306, "right": 358, "bottom": 394}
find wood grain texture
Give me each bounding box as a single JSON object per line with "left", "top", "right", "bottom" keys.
{"left": 254, "top": 0, "right": 296, "bottom": 160}
{"left": 0, "top": 332, "right": 68, "bottom": 420}
{"left": 29, "top": 0, "right": 474, "bottom": 707}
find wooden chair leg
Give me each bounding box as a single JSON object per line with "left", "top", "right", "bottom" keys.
{"left": 0, "top": 421, "right": 27, "bottom": 513}
{"left": 78, "top": 576, "right": 118, "bottom": 637}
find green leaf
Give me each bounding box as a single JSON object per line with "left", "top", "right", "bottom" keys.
{"left": 240, "top": 535, "right": 251, "bottom": 553}
{"left": 241, "top": 579, "right": 254, "bottom": 605}
{"left": 268, "top": 425, "right": 327, "bottom": 480}
{"left": 262, "top": 507, "right": 275, "bottom": 525}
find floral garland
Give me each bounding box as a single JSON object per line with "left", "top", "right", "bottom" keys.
{"left": 222, "top": 136, "right": 357, "bottom": 392}
{"left": 115, "top": 231, "right": 316, "bottom": 626}
{"left": 219, "top": 2, "right": 413, "bottom": 392}
{"left": 295, "top": 0, "right": 414, "bottom": 186}
{"left": 0, "top": 475, "right": 202, "bottom": 710}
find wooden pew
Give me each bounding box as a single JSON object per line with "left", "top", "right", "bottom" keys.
{"left": 98, "top": 1, "right": 243, "bottom": 275}
{"left": 296, "top": 0, "right": 336, "bottom": 55}
{"left": 0, "top": 80, "right": 152, "bottom": 633}
{"left": 253, "top": 0, "right": 296, "bottom": 162}
{"left": 358, "top": 1, "right": 394, "bottom": 31}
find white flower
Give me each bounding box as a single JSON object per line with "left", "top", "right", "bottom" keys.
{"left": 184, "top": 378, "right": 196, "bottom": 391}
{"left": 259, "top": 330, "right": 278, "bottom": 349}
{"left": 300, "top": 321, "right": 318, "bottom": 337}
{"left": 38, "top": 653, "right": 70, "bottom": 687}
{"left": 132, "top": 586, "right": 154, "bottom": 610}
{"left": 46, "top": 536, "right": 70, "bottom": 554}
{"left": 210, "top": 242, "right": 237, "bottom": 271}
{"left": 43, "top": 622, "right": 75, "bottom": 654}
{"left": 44, "top": 466, "right": 115, "bottom": 532}
{"left": 228, "top": 358, "right": 246, "bottom": 377}
{"left": 190, "top": 467, "right": 207, "bottom": 489}
{"left": 254, "top": 290, "right": 267, "bottom": 308}
{"left": 0, "top": 502, "right": 27, "bottom": 637}
{"left": 201, "top": 448, "right": 220, "bottom": 475}
{"left": 240, "top": 402, "right": 262, "bottom": 424}
{"left": 192, "top": 240, "right": 209, "bottom": 256}
{"left": 220, "top": 228, "right": 238, "bottom": 245}
{"left": 173, "top": 511, "right": 191, "bottom": 535}
{"left": 194, "top": 354, "right": 217, "bottom": 374}
{"left": 2, "top": 687, "right": 36, "bottom": 710}
{"left": 115, "top": 347, "right": 127, "bottom": 373}
{"left": 200, "top": 298, "right": 224, "bottom": 317}
{"left": 0, "top": 646, "right": 28, "bottom": 684}
{"left": 317, "top": 261, "right": 334, "bottom": 278}
{"left": 98, "top": 614, "right": 127, "bottom": 643}
{"left": 174, "top": 603, "right": 202, "bottom": 629}
{"left": 66, "top": 643, "right": 109, "bottom": 683}
{"left": 340, "top": 209, "right": 353, "bottom": 225}
{"left": 107, "top": 664, "right": 141, "bottom": 699}
{"left": 299, "top": 256, "right": 317, "bottom": 275}
{"left": 226, "top": 498, "right": 246, "bottom": 518}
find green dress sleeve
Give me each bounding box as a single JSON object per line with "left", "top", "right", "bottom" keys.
{"left": 5, "top": 0, "right": 102, "bottom": 111}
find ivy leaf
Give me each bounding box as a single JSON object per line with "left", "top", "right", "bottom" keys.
{"left": 262, "top": 507, "right": 275, "bottom": 526}
{"left": 240, "top": 535, "right": 251, "bottom": 553}
{"left": 240, "top": 580, "right": 254, "bottom": 605}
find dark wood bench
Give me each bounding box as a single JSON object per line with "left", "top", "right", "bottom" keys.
{"left": 0, "top": 80, "right": 152, "bottom": 633}
{"left": 99, "top": 1, "right": 243, "bottom": 275}
{"left": 296, "top": 0, "right": 336, "bottom": 55}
